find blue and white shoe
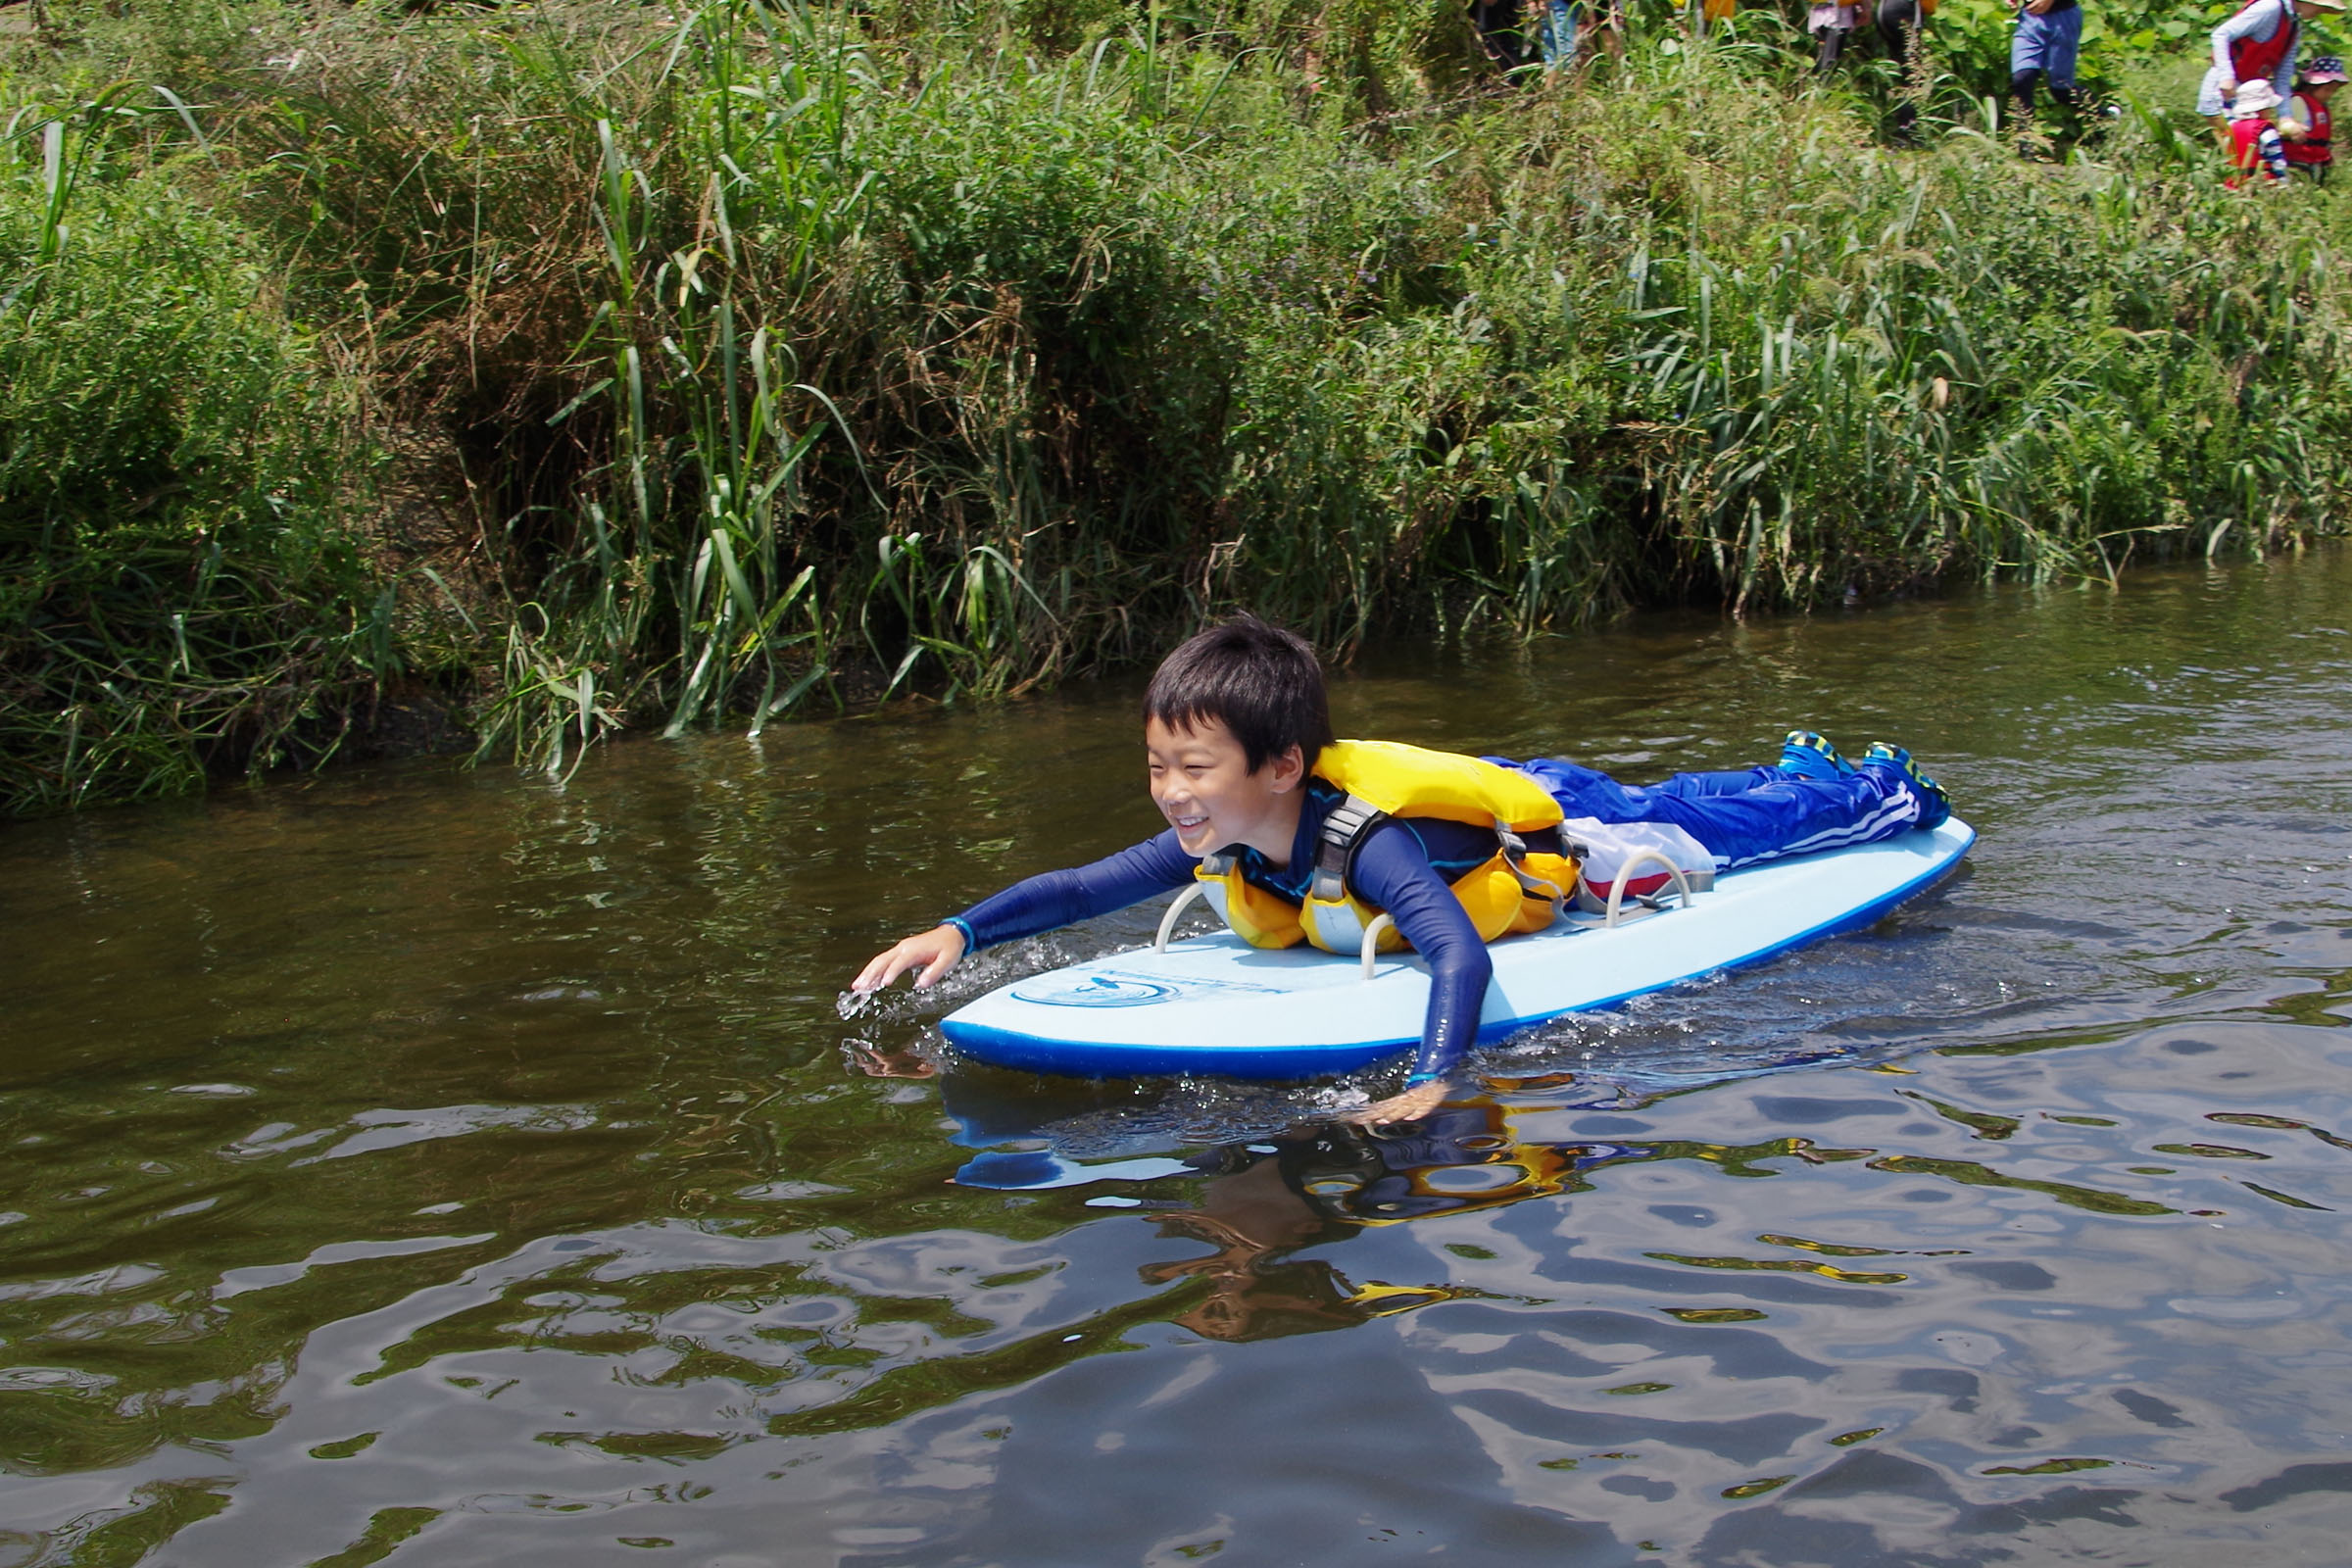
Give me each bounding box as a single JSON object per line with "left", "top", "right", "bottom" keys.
{"left": 1778, "top": 730, "right": 1856, "bottom": 782}
{"left": 1863, "top": 742, "right": 1951, "bottom": 829}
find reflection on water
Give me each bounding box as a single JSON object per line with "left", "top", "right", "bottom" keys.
{"left": 3, "top": 551, "right": 2352, "bottom": 1564}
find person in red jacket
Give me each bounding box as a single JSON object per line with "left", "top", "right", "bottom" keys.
{"left": 2229, "top": 78, "right": 2292, "bottom": 184}
{"left": 2280, "top": 55, "right": 2344, "bottom": 178}
{"left": 2201, "top": 0, "right": 2346, "bottom": 142}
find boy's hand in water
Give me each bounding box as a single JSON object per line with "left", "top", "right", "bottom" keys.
{"left": 853, "top": 924, "right": 968, "bottom": 994}
{"left": 1344, "top": 1079, "right": 1448, "bottom": 1127}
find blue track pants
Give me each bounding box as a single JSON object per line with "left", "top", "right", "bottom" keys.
{"left": 1500, "top": 757, "right": 1926, "bottom": 870}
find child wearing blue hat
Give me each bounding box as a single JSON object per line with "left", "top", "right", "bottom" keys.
{"left": 2280, "top": 55, "right": 2345, "bottom": 176}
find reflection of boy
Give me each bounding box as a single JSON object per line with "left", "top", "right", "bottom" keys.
{"left": 852, "top": 617, "right": 1950, "bottom": 1124}
{"left": 1142, "top": 1106, "right": 1588, "bottom": 1341}
{"left": 1140, "top": 1153, "right": 1351, "bottom": 1343}
{"left": 2280, "top": 55, "right": 2345, "bottom": 176}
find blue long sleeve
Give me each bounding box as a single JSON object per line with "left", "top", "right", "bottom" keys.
{"left": 950, "top": 831, "right": 1198, "bottom": 952}
{"left": 1347, "top": 821, "right": 1492, "bottom": 1084}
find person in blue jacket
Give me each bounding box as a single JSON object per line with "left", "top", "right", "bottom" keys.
{"left": 852, "top": 615, "right": 1949, "bottom": 1124}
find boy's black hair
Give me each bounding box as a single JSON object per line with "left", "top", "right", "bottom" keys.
{"left": 1145, "top": 613, "right": 1335, "bottom": 774}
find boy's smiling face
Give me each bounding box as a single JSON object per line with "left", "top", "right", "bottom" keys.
{"left": 1146, "top": 715, "right": 1307, "bottom": 863}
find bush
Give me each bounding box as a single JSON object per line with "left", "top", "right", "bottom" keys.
{"left": 0, "top": 93, "right": 383, "bottom": 813}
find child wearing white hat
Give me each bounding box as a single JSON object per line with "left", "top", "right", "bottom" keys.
{"left": 2230, "top": 77, "right": 2293, "bottom": 183}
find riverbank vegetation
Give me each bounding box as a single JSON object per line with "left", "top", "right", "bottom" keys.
{"left": 4, "top": 0, "right": 2349, "bottom": 812}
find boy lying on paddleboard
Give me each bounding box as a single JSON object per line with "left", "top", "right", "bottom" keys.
{"left": 852, "top": 615, "right": 1950, "bottom": 1124}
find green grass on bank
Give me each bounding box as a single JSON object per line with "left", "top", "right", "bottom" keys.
{"left": 4, "top": 0, "right": 2350, "bottom": 811}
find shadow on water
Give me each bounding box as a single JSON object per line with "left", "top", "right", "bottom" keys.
{"left": 4, "top": 550, "right": 2352, "bottom": 1564}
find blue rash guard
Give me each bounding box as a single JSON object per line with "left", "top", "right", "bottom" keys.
{"left": 946, "top": 778, "right": 1497, "bottom": 1084}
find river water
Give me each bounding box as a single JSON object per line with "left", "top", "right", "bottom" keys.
{"left": 5, "top": 550, "right": 2351, "bottom": 1566}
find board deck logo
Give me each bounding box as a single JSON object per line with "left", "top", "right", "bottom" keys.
{"left": 1008, "top": 967, "right": 1289, "bottom": 1008}
{"left": 1009, "top": 973, "right": 1176, "bottom": 1008}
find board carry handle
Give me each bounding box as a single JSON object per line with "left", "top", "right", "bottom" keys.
{"left": 1603, "top": 851, "right": 1698, "bottom": 929}
{"left": 1154, "top": 884, "right": 1393, "bottom": 977}
{"left": 1154, "top": 882, "right": 1209, "bottom": 953}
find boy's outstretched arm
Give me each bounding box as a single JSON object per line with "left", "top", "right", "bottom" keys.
{"left": 850, "top": 832, "right": 1196, "bottom": 994}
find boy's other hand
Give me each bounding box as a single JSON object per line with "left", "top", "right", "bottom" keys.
{"left": 1344, "top": 1079, "right": 1449, "bottom": 1127}
{"left": 854, "top": 924, "right": 968, "bottom": 994}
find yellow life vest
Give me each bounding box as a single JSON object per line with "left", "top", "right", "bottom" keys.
{"left": 1196, "top": 740, "right": 1579, "bottom": 956}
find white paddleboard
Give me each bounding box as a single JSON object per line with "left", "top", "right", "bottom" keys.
{"left": 940, "top": 816, "right": 1973, "bottom": 1080}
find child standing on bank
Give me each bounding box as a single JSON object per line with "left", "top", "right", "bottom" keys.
{"left": 2280, "top": 55, "right": 2345, "bottom": 176}
{"left": 2010, "top": 0, "right": 2083, "bottom": 149}
{"left": 852, "top": 616, "right": 1951, "bottom": 1125}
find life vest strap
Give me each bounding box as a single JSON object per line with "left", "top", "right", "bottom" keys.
{"left": 1310, "top": 794, "right": 1389, "bottom": 905}
{"left": 1496, "top": 824, "right": 1566, "bottom": 916}
{"left": 1193, "top": 753, "right": 1581, "bottom": 953}
{"left": 1312, "top": 799, "right": 1567, "bottom": 911}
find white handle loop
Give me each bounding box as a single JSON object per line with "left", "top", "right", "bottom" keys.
{"left": 1157, "top": 883, "right": 1394, "bottom": 980}
{"left": 1602, "top": 850, "right": 1698, "bottom": 929}
{"left": 1359, "top": 912, "right": 1394, "bottom": 980}
{"left": 1154, "top": 882, "right": 1209, "bottom": 953}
